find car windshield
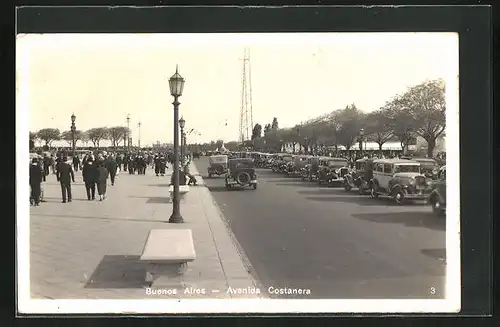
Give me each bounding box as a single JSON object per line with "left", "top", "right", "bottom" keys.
{"left": 327, "top": 160, "right": 347, "bottom": 167}
{"left": 231, "top": 160, "right": 254, "bottom": 169}
{"left": 394, "top": 165, "right": 420, "bottom": 173}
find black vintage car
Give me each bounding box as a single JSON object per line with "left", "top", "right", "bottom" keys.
{"left": 428, "top": 166, "right": 446, "bottom": 217}
{"left": 317, "top": 157, "right": 349, "bottom": 186}
{"left": 343, "top": 158, "right": 374, "bottom": 194}
{"left": 225, "top": 158, "right": 258, "bottom": 190}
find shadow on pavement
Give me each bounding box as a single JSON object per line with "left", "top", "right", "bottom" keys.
{"left": 421, "top": 248, "right": 447, "bottom": 262}
{"left": 267, "top": 178, "right": 305, "bottom": 183}
{"left": 274, "top": 182, "right": 335, "bottom": 188}
{"left": 305, "top": 195, "right": 426, "bottom": 206}
{"left": 297, "top": 189, "right": 346, "bottom": 195}
{"left": 31, "top": 212, "right": 163, "bottom": 223}
{"left": 42, "top": 197, "right": 92, "bottom": 202}
{"left": 207, "top": 186, "right": 247, "bottom": 192}
{"left": 85, "top": 255, "right": 150, "bottom": 289}
{"left": 351, "top": 212, "right": 445, "bottom": 231}
{"left": 128, "top": 195, "right": 172, "bottom": 203}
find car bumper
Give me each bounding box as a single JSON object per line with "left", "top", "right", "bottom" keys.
{"left": 226, "top": 180, "right": 258, "bottom": 185}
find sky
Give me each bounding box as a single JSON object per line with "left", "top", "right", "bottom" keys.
{"left": 17, "top": 33, "right": 458, "bottom": 147}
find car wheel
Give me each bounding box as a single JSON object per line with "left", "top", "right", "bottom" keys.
{"left": 432, "top": 200, "right": 445, "bottom": 217}
{"left": 394, "top": 190, "right": 405, "bottom": 205}
{"left": 344, "top": 183, "right": 351, "bottom": 191}
{"left": 370, "top": 186, "right": 379, "bottom": 199}
{"left": 253, "top": 183, "right": 257, "bottom": 190}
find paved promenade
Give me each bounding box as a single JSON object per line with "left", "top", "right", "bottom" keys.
{"left": 29, "top": 161, "right": 262, "bottom": 299}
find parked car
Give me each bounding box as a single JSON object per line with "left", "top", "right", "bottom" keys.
{"left": 428, "top": 165, "right": 446, "bottom": 217}
{"left": 370, "top": 158, "right": 428, "bottom": 204}
{"left": 317, "top": 157, "right": 349, "bottom": 186}
{"left": 271, "top": 154, "right": 294, "bottom": 172}
{"left": 401, "top": 156, "right": 439, "bottom": 179}
{"left": 207, "top": 155, "right": 228, "bottom": 178}
{"left": 343, "top": 158, "right": 374, "bottom": 194}
{"left": 225, "top": 158, "right": 258, "bottom": 190}
{"left": 286, "top": 154, "right": 311, "bottom": 177}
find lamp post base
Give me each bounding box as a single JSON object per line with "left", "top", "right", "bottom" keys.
{"left": 169, "top": 213, "right": 184, "bottom": 224}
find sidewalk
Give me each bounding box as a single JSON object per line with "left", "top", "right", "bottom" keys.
{"left": 29, "top": 161, "right": 263, "bottom": 299}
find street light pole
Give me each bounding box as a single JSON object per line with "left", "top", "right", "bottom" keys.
{"left": 71, "top": 113, "right": 76, "bottom": 156}
{"left": 126, "top": 114, "right": 131, "bottom": 150}
{"left": 359, "top": 128, "right": 365, "bottom": 157}
{"left": 138, "top": 121, "right": 141, "bottom": 149}
{"left": 168, "top": 66, "right": 185, "bottom": 224}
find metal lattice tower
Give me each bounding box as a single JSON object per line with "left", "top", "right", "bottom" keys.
{"left": 239, "top": 48, "right": 254, "bottom": 143}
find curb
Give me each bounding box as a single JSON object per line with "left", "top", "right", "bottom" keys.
{"left": 190, "top": 161, "right": 268, "bottom": 298}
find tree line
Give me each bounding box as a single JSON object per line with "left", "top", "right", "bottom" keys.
{"left": 29, "top": 126, "right": 131, "bottom": 150}
{"left": 194, "top": 79, "right": 446, "bottom": 158}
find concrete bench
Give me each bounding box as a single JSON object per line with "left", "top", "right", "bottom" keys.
{"left": 168, "top": 185, "right": 190, "bottom": 200}
{"left": 140, "top": 229, "right": 196, "bottom": 285}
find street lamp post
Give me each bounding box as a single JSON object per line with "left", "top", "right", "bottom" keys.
{"left": 70, "top": 113, "right": 76, "bottom": 155}
{"left": 179, "top": 116, "right": 185, "bottom": 166}
{"left": 359, "top": 128, "right": 365, "bottom": 157}
{"left": 168, "top": 66, "right": 185, "bottom": 224}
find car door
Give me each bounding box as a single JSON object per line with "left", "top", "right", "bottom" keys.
{"left": 379, "top": 163, "right": 394, "bottom": 190}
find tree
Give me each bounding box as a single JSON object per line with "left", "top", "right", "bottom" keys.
{"left": 36, "top": 128, "right": 61, "bottom": 146}
{"left": 225, "top": 141, "right": 239, "bottom": 151}
{"left": 29, "top": 132, "right": 38, "bottom": 151}
{"left": 395, "top": 79, "right": 446, "bottom": 157}
{"left": 86, "top": 127, "right": 109, "bottom": 148}
{"left": 61, "top": 131, "right": 74, "bottom": 147}
{"left": 333, "top": 104, "right": 366, "bottom": 154}
{"left": 364, "top": 109, "right": 394, "bottom": 153}
{"left": 80, "top": 131, "right": 90, "bottom": 147}
{"left": 60, "top": 130, "right": 84, "bottom": 147}
{"left": 108, "top": 126, "right": 129, "bottom": 148}
{"left": 251, "top": 123, "right": 262, "bottom": 140}
{"left": 252, "top": 137, "right": 265, "bottom": 150}
{"left": 271, "top": 117, "right": 279, "bottom": 130}
{"left": 215, "top": 139, "right": 224, "bottom": 150}
{"left": 263, "top": 123, "right": 271, "bottom": 136}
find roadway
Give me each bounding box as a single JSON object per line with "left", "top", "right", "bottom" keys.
{"left": 194, "top": 156, "right": 446, "bottom": 299}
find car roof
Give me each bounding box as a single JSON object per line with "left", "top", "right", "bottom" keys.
{"left": 410, "top": 157, "right": 437, "bottom": 162}
{"left": 210, "top": 155, "right": 227, "bottom": 158}
{"left": 373, "top": 158, "right": 421, "bottom": 165}
{"left": 229, "top": 158, "right": 253, "bottom": 162}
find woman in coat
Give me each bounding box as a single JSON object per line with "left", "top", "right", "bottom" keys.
{"left": 96, "top": 162, "right": 109, "bottom": 201}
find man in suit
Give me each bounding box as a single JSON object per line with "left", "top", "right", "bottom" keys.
{"left": 72, "top": 154, "right": 81, "bottom": 172}
{"left": 82, "top": 158, "right": 98, "bottom": 200}
{"left": 105, "top": 154, "right": 118, "bottom": 186}
{"left": 29, "top": 158, "right": 44, "bottom": 206}
{"left": 56, "top": 156, "right": 75, "bottom": 203}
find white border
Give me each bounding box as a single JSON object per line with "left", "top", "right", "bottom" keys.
{"left": 17, "top": 32, "right": 461, "bottom": 314}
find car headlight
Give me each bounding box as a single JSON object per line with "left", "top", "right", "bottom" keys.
{"left": 409, "top": 178, "right": 415, "bottom": 185}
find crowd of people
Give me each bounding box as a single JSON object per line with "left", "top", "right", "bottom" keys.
{"left": 29, "top": 150, "right": 198, "bottom": 206}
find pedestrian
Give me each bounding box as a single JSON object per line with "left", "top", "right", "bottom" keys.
{"left": 116, "top": 153, "right": 122, "bottom": 171}
{"left": 105, "top": 154, "right": 118, "bottom": 186}
{"left": 29, "top": 158, "right": 43, "bottom": 206}
{"left": 159, "top": 155, "right": 167, "bottom": 176}
{"left": 42, "top": 154, "right": 51, "bottom": 179}
{"left": 72, "top": 154, "right": 81, "bottom": 172}
{"left": 56, "top": 156, "right": 75, "bottom": 203}
{"left": 183, "top": 164, "right": 197, "bottom": 186}
{"left": 154, "top": 154, "right": 161, "bottom": 176}
{"left": 82, "top": 158, "right": 98, "bottom": 200}
{"left": 96, "top": 163, "right": 108, "bottom": 201}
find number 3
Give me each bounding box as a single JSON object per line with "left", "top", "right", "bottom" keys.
{"left": 430, "top": 287, "right": 436, "bottom": 294}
